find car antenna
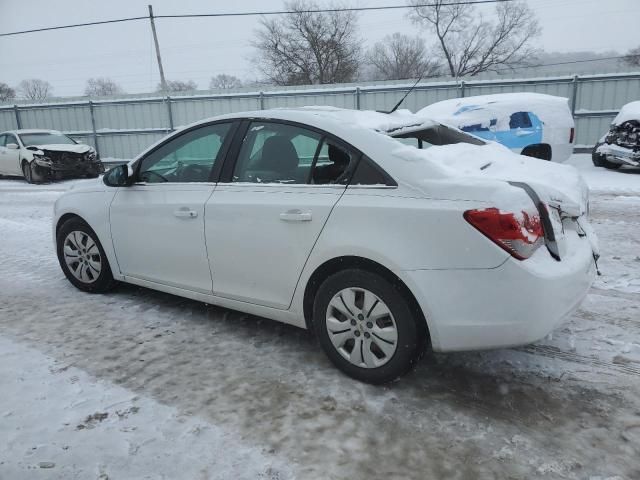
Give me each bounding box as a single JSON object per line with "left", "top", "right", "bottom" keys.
{"left": 384, "top": 75, "right": 423, "bottom": 114}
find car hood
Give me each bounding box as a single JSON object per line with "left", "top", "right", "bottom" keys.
{"left": 612, "top": 101, "right": 640, "bottom": 126}
{"left": 27, "top": 144, "right": 94, "bottom": 154}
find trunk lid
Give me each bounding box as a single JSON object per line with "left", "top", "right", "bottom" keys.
{"left": 404, "top": 142, "right": 597, "bottom": 261}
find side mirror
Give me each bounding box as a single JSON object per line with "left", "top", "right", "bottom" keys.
{"left": 103, "top": 163, "right": 133, "bottom": 187}
{"left": 6, "top": 143, "right": 19, "bottom": 150}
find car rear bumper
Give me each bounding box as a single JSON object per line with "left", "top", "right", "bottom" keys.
{"left": 404, "top": 234, "right": 596, "bottom": 352}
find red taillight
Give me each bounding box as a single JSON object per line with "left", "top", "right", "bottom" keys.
{"left": 569, "top": 127, "right": 575, "bottom": 143}
{"left": 464, "top": 208, "right": 544, "bottom": 260}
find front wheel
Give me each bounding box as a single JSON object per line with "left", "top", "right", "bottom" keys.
{"left": 22, "top": 161, "right": 34, "bottom": 184}
{"left": 56, "top": 217, "right": 116, "bottom": 293}
{"left": 592, "top": 143, "right": 621, "bottom": 169}
{"left": 313, "top": 269, "right": 425, "bottom": 384}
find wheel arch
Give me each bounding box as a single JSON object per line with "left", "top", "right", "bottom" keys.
{"left": 302, "top": 255, "right": 430, "bottom": 342}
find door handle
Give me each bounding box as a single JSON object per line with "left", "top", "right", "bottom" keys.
{"left": 515, "top": 129, "right": 535, "bottom": 137}
{"left": 174, "top": 208, "right": 198, "bottom": 218}
{"left": 279, "top": 209, "right": 312, "bottom": 222}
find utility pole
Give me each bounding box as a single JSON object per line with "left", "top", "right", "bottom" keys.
{"left": 148, "top": 5, "right": 167, "bottom": 92}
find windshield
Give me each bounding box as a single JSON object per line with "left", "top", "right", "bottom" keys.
{"left": 18, "top": 132, "right": 77, "bottom": 146}
{"left": 389, "top": 123, "right": 486, "bottom": 149}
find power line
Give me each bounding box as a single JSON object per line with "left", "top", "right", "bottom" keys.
{"left": 492, "top": 55, "right": 628, "bottom": 73}
{"left": 0, "top": 16, "right": 148, "bottom": 38}
{"left": 0, "top": 1, "right": 514, "bottom": 37}
{"left": 155, "top": 0, "right": 514, "bottom": 18}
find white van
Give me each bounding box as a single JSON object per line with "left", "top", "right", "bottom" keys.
{"left": 417, "top": 92, "right": 575, "bottom": 162}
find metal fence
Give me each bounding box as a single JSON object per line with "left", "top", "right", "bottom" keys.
{"left": 1, "top": 72, "right": 639, "bottom": 159}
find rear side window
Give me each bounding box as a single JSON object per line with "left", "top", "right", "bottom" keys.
{"left": 509, "top": 112, "right": 533, "bottom": 129}
{"left": 232, "top": 121, "right": 357, "bottom": 185}
{"left": 0, "top": 135, "right": 6, "bottom": 147}
{"left": 350, "top": 156, "right": 396, "bottom": 186}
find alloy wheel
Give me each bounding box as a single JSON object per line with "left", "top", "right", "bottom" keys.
{"left": 325, "top": 287, "right": 398, "bottom": 368}
{"left": 63, "top": 231, "right": 102, "bottom": 283}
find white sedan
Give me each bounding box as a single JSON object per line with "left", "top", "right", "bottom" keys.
{"left": 53, "top": 107, "right": 597, "bottom": 383}
{"left": 0, "top": 129, "right": 103, "bottom": 182}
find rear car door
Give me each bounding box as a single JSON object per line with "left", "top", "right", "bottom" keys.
{"left": 109, "top": 121, "right": 235, "bottom": 294}
{"left": 205, "top": 120, "right": 357, "bottom": 309}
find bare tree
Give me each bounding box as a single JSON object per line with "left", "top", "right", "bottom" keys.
{"left": 18, "top": 79, "right": 52, "bottom": 101}
{"left": 408, "top": 0, "right": 540, "bottom": 77}
{"left": 85, "top": 77, "right": 124, "bottom": 97}
{"left": 0, "top": 82, "right": 16, "bottom": 102}
{"left": 158, "top": 80, "right": 198, "bottom": 92}
{"left": 210, "top": 74, "right": 243, "bottom": 90}
{"left": 253, "top": 0, "right": 361, "bottom": 85}
{"left": 368, "top": 33, "right": 441, "bottom": 80}
{"left": 622, "top": 46, "right": 640, "bottom": 67}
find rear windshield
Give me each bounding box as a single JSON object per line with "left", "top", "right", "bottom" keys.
{"left": 390, "top": 124, "right": 486, "bottom": 149}
{"left": 18, "top": 132, "right": 76, "bottom": 146}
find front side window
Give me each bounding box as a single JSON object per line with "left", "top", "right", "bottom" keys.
{"left": 509, "top": 112, "right": 533, "bottom": 129}
{"left": 138, "top": 123, "right": 232, "bottom": 183}
{"left": 0, "top": 135, "right": 6, "bottom": 147}
{"left": 19, "top": 132, "right": 76, "bottom": 146}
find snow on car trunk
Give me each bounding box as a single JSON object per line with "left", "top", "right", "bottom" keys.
{"left": 391, "top": 141, "right": 596, "bottom": 260}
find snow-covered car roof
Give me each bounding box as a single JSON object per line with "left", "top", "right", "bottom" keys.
{"left": 612, "top": 101, "right": 640, "bottom": 125}
{"left": 416, "top": 92, "right": 574, "bottom": 130}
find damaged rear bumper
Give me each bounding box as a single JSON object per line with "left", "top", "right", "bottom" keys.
{"left": 596, "top": 143, "right": 640, "bottom": 167}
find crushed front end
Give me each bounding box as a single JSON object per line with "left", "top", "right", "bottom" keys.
{"left": 595, "top": 120, "right": 640, "bottom": 167}
{"left": 31, "top": 149, "right": 105, "bottom": 180}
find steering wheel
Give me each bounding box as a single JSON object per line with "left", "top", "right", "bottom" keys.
{"left": 178, "top": 164, "right": 211, "bottom": 182}
{"left": 140, "top": 170, "right": 168, "bottom": 183}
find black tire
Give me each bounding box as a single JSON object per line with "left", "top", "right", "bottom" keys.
{"left": 313, "top": 269, "right": 425, "bottom": 384}
{"left": 521, "top": 144, "right": 551, "bottom": 161}
{"left": 56, "top": 217, "right": 117, "bottom": 293}
{"left": 592, "top": 143, "right": 621, "bottom": 169}
{"left": 22, "top": 160, "right": 34, "bottom": 184}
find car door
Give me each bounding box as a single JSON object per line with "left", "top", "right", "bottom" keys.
{"left": 205, "top": 120, "right": 357, "bottom": 309}
{"left": 0, "top": 134, "right": 21, "bottom": 175}
{"left": 109, "top": 121, "right": 235, "bottom": 294}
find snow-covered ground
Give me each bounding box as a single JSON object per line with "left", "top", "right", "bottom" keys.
{"left": 1, "top": 154, "right": 639, "bottom": 479}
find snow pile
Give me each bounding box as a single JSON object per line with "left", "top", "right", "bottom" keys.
{"left": 392, "top": 141, "right": 588, "bottom": 210}
{"left": 612, "top": 101, "right": 640, "bottom": 125}
{"left": 417, "top": 92, "right": 574, "bottom": 130}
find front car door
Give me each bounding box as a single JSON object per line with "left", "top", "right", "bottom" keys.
{"left": 109, "top": 121, "right": 236, "bottom": 294}
{"left": 206, "top": 120, "right": 358, "bottom": 309}
{"left": 0, "top": 134, "right": 21, "bottom": 175}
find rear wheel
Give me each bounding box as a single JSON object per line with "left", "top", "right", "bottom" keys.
{"left": 313, "top": 269, "right": 424, "bottom": 384}
{"left": 56, "top": 217, "right": 116, "bottom": 293}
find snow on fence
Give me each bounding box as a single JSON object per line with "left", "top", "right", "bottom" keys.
{"left": 1, "top": 72, "right": 639, "bottom": 160}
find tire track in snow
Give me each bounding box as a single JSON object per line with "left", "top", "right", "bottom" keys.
{"left": 516, "top": 344, "right": 640, "bottom": 377}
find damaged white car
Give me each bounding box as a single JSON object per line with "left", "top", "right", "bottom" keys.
{"left": 593, "top": 101, "right": 640, "bottom": 169}
{"left": 0, "top": 129, "right": 104, "bottom": 183}
{"left": 53, "top": 107, "right": 598, "bottom": 383}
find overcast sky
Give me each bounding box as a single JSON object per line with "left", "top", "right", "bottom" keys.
{"left": 1, "top": 0, "right": 638, "bottom": 97}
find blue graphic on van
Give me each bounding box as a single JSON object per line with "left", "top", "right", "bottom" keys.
{"left": 457, "top": 111, "right": 544, "bottom": 149}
